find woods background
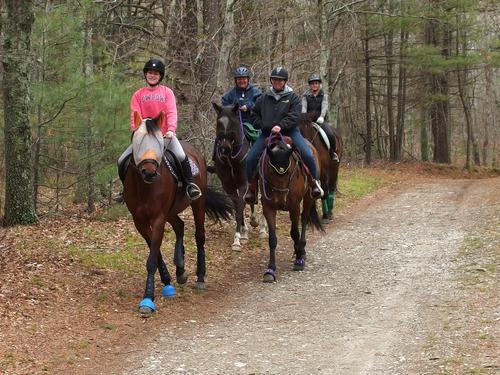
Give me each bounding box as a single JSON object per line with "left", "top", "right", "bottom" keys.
{"left": 0, "top": 0, "right": 499, "bottom": 225}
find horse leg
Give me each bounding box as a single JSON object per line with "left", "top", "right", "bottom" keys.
{"left": 139, "top": 217, "right": 166, "bottom": 318}
{"left": 249, "top": 203, "right": 259, "bottom": 228}
{"left": 328, "top": 191, "right": 335, "bottom": 220}
{"left": 169, "top": 215, "right": 188, "bottom": 285}
{"left": 191, "top": 198, "right": 207, "bottom": 290}
{"left": 289, "top": 204, "right": 305, "bottom": 271}
{"left": 157, "top": 251, "right": 176, "bottom": 297}
{"left": 262, "top": 205, "right": 277, "bottom": 283}
{"left": 231, "top": 191, "right": 244, "bottom": 251}
{"left": 237, "top": 186, "right": 249, "bottom": 243}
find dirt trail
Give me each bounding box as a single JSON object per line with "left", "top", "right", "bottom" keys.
{"left": 120, "top": 177, "right": 499, "bottom": 375}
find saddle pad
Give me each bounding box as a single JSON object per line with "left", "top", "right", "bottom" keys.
{"left": 312, "top": 122, "right": 331, "bottom": 150}
{"left": 163, "top": 154, "right": 200, "bottom": 183}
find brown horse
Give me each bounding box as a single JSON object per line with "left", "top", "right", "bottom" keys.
{"left": 211, "top": 102, "right": 266, "bottom": 251}
{"left": 298, "top": 113, "right": 343, "bottom": 223}
{"left": 123, "top": 112, "right": 232, "bottom": 317}
{"left": 259, "top": 133, "right": 323, "bottom": 283}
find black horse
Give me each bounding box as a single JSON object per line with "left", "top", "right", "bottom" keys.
{"left": 211, "top": 102, "right": 266, "bottom": 251}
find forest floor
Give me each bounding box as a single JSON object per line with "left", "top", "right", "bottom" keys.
{"left": 0, "top": 161, "right": 498, "bottom": 375}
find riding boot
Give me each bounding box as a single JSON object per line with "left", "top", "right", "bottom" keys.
{"left": 311, "top": 179, "right": 324, "bottom": 199}
{"left": 244, "top": 178, "right": 258, "bottom": 204}
{"left": 180, "top": 156, "right": 202, "bottom": 200}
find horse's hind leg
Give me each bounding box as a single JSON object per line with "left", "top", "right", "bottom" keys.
{"left": 290, "top": 204, "right": 305, "bottom": 271}
{"left": 191, "top": 198, "right": 206, "bottom": 290}
{"left": 169, "top": 215, "right": 188, "bottom": 285}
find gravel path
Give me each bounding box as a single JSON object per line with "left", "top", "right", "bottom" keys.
{"left": 123, "top": 177, "right": 499, "bottom": 375}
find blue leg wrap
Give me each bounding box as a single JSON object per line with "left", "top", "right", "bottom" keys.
{"left": 139, "top": 298, "right": 155, "bottom": 311}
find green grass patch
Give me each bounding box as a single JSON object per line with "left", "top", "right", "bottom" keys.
{"left": 68, "top": 244, "right": 144, "bottom": 274}
{"left": 335, "top": 169, "right": 386, "bottom": 209}
{"left": 95, "top": 204, "right": 131, "bottom": 221}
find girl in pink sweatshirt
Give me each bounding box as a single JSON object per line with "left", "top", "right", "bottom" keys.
{"left": 116, "top": 58, "right": 201, "bottom": 201}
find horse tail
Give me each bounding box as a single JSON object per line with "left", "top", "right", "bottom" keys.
{"left": 205, "top": 188, "right": 233, "bottom": 222}
{"left": 308, "top": 201, "right": 325, "bottom": 232}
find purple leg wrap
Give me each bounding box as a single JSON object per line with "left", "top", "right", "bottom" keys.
{"left": 264, "top": 268, "right": 277, "bottom": 280}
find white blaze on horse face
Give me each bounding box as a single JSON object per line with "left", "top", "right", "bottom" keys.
{"left": 218, "top": 116, "right": 230, "bottom": 134}
{"left": 132, "top": 120, "right": 164, "bottom": 166}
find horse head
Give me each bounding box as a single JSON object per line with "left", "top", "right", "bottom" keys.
{"left": 298, "top": 112, "right": 318, "bottom": 139}
{"left": 132, "top": 111, "right": 165, "bottom": 183}
{"left": 266, "top": 133, "right": 293, "bottom": 175}
{"left": 212, "top": 102, "right": 243, "bottom": 159}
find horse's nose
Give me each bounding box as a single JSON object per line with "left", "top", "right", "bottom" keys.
{"left": 141, "top": 168, "right": 159, "bottom": 183}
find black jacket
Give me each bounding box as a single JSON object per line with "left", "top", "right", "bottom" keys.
{"left": 252, "top": 86, "right": 301, "bottom": 135}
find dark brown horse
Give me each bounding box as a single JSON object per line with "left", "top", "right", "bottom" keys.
{"left": 123, "top": 112, "right": 232, "bottom": 317}
{"left": 211, "top": 102, "right": 266, "bottom": 251}
{"left": 298, "top": 113, "right": 343, "bottom": 223}
{"left": 259, "top": 133, "right": 323, "bottom": 283}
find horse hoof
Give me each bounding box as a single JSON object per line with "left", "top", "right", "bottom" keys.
{"left": 138, "top": 298, "right": 155, "bottom": 318}
{"left": 321, "top": 217, "right": 330, "bottom": 225}
{"left": 240, "top": 237, "right": 248, "bottom": 244}
{"left": 259, "top": 231, "right": 267, "bottom": 239}
{"left": 263, "top": 269, "right": 277, "bottom": 283}
{"left": 293, "top": 258, "right": 305, "bottom": 271}
{"left": 231, "top": 243, "right": 242, "bottom": 252}
{"left": 250, "top": 218, "right": 259, "bottom": 228}
{"left": 195, "top": 281, "right": 206, "bottom": 290}
{"left": 176, "top": 271, "right": 188, "bottom": 285}
{"left": 162, "top": 284, "right": 176, "bottom": 298}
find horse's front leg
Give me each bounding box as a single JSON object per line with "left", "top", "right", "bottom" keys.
{"left": 158, "top": 251, "right": 175, "bottom": 298}
{"left": 139, "top": 217, "right": 166, "bottom": 318}
{"left": 262, "top": 204, "right": 277, "bottom": 283}
{"left": 231, "top": 189, "right": 244, "bottom": 251}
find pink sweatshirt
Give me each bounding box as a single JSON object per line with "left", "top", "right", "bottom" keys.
{"left": 130, "top": 85, "right": 177, "bottom": 135}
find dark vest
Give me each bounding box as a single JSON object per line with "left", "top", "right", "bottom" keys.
{"left": 305, "top": 91, "right": 326, "bottom": 121}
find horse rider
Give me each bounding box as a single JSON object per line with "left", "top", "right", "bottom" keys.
{"left": 244, "top": 67, "right": 324, "bottom": 204}
{"left": 116, "top": 58, "right": 202, "bottom": 201}
{"left": 301, "top": 73, "right": 339, "bottom": 162}
{"left": 211, "top": 66, "right": 262, "bottom": 165}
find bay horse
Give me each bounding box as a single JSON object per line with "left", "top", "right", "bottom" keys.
{"left": 298, "top": 113, "right": 343, "bottom": 223}
{"left": 123, "top": 112, "right": 232, "bottom": 317}
{"left": 211, "top": 102, "right": 266, "bottom": 251}
{"left": 259, "top": 133, "right": 323, "bottom": 283}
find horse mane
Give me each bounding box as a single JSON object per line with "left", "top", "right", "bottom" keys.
{"left": 144, "top": 114, "right": 163, "bottom": 136}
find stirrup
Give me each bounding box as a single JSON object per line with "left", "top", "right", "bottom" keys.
{"left": 186, "top": 183, "right": 202, "bottom": 200}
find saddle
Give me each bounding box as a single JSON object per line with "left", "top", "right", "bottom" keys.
{"left": 312, "top": 122, "right": 331, "bottom": 150}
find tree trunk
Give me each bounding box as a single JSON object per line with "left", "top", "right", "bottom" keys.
{"left": 216, "top": 0, "right": 236, "bottom": 92}
{"left": 384, "top": 30, "right": 395, "bottom": 160}
{"left": 2, "top": 0, "right": 37, "bottom": 225}
{"left": 82, "top": 8, "right": 95, "bottom": 213}
{"left": 395, "top": 30, "right": 408, "bottom": 161}
{"left": 363, "top": 31, "right": 372, "bottom": 165}
{"left": 425, "top": 14, "right": 451, "bottom": 164}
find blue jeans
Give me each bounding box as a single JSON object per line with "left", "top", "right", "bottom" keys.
{"left": 246, "top": 127, "right": 318, "bottom": 180}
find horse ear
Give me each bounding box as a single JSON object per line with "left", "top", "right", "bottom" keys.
{"left": 212, "top": 102, "right": 222, "bottom": 115}
{"left": 133, "top": 111, "right": 142, "bottom": 129}
{"left": 156, "top": 111, "right": 164, "bottom": 127}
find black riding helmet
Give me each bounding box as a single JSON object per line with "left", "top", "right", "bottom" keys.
{"left": 308, "top": 73, "right": 321, "bottom": 83}
{"left": 270, "top": 67, "right": 289, "bottom": 81}
{"left": 143, "top": 58, "right": 165, "bottom": 83}
{"left": 234, "top": 66, "right": 250, "bottom": 78}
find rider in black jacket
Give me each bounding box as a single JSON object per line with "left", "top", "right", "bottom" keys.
{"left": 244, "top": 67, "right": 324, "bottom": 203}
